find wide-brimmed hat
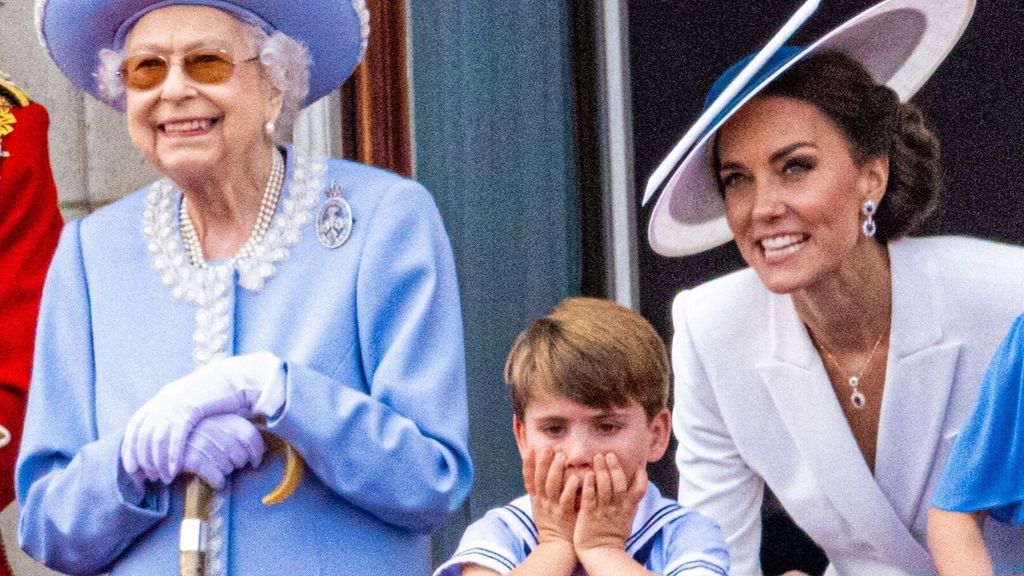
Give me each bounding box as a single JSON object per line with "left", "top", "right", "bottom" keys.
{"left": 643, "top": 0, "right": 974, "bottom": 257}
{"left": 35, "top": 0, "right": 370, "bottom": 108}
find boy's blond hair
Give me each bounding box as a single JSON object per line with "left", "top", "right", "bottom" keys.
{"left": 504, "top": 297, "right": 669, "bottom": 421}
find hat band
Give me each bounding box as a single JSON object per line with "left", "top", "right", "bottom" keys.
{"left": 113, "top": 0, "right": 273, "bottom": 49}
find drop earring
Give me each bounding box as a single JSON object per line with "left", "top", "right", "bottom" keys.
{"left": 861, "top": 199, "right": 877, "bottom": 238}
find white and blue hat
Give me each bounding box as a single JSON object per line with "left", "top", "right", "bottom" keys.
{"left": 35, "top": 0, "right": 370, "bottom": 108}
{"left": 644, "top": 0, "right": 975, "bottom": 257}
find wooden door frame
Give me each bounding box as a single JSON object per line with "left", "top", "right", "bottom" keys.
{"left": 342, "top": 0, "right": 414, "bottom": 178}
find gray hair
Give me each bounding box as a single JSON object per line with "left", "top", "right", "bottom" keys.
{"left": 95, "top": 21, "right": 311, "bottom": 144}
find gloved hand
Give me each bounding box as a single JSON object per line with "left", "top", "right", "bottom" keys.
{"left": 121, "top": 352, "right": 286, "bottom": 484}
{"left": 180, "top": 414, "right": 266, "bottom": 490}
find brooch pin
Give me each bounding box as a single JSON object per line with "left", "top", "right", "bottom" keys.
{"left": 316, "top": 182, "right": 353, "bottom": 249}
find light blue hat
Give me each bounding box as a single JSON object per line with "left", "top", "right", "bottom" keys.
{"left": 644, "top": 0, "right": 974, "bottom": 257}
{"left": 35, "top": 0, "right": 370, "bottom": 108}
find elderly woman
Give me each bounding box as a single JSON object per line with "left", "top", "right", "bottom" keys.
{"left": 18, "top": 1, "right": 472, "bottom": 575}
{"left": 644, "top": 0, "right": 1024, "bottom": 574}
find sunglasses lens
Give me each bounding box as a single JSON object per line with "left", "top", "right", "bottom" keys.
{"left": 184, "top": 51, "right": 236, "bottom": 84}
{"left": 120, "top": 55, "right": 169, "bottom": 90}
{"left": 120, "top": 50, "right": 243, "bottom": 90}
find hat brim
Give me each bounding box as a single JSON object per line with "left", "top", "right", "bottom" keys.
{"left": 35, "top": 0, "right": 369, "bottom": 109}
{"left": 646, "top": 0, "right": 975, "bottom": 258}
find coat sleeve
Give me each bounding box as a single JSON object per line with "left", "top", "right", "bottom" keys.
{"left": 671, "top": 291, "right": 765, "bottom": 576}
{"left": 16, "top": 221, "right": 169, "bottom": 575}
{"left": 267, "top": 179, "right": 473, "bottom": 534}
{"left": 931, "top": 313, "right": 1024, "bottom": 524}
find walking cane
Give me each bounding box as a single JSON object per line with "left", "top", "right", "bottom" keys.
{"left": 179, "top": 432, "right": 304, "bottom": 576}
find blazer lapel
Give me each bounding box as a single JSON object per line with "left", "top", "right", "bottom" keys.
{"left": 874, "top": 240, "right": 962, "bottom": 557}
{"left": 756, "top": 278, "right": 933, "bottom": 566}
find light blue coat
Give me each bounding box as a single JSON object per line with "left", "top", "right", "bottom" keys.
{"left": 16, "top": 147, "right": 473, "bottom": 576}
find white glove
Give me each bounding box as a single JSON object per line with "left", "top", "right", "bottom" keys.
{"left": 121, "top": 352, "right": 285, "bottom": 484}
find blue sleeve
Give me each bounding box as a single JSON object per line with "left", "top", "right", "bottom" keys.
{"left": 267, "top": 180, "right": 473, "bottom": 534}
{"left": 15, "top": 221, "right": 169, "bottom": 574}
{"left": 932, "top": 314, "right": 1024, "bottom": 525}
{"left": 661, "top": 511, "right": 730, "bottom": 576}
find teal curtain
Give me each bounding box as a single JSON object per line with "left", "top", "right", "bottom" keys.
{"left": 410, "top": 1, "right": 581, "bottom": 564}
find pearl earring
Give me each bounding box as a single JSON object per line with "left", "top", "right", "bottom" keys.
{"left": 264, "top": 121, "right": 275, "bottom": 137}
{"left": 861, "top": 199, "right": 877, "bottom": 238}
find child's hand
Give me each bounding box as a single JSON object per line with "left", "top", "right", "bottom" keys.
{"left": 573, "top": 453, "right": 646, "bottom": 556}
{"left": 523, "top": 447, "right": 581, "bottom": 548}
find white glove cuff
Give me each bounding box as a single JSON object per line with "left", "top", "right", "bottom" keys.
{"left": 252, "top": 360, "right": 287, "bottom": 419}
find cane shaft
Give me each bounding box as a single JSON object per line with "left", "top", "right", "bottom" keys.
{"left": 179, "top": 550, "right": 204, "bottom": 576}
{"left": 180, "top": 476, "right": 214, "bottom": 576}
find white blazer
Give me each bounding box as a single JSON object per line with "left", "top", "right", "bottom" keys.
{"left": 672, "top": 236, "right": 1024, "bottom": 576}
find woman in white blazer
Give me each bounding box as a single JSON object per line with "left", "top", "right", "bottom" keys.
{"left": 642, "top": 1, "right": 1024, "bottom": 574}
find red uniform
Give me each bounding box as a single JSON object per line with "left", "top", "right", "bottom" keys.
{"left": 0, "top": 85, "right": 63, "bottom": 573}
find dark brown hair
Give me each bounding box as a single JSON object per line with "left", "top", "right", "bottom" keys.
{"left": 504, "top": 297, "right": 669, "bottom": 421}
{"left": 715, "top": 50, "right": 941, "bottom": 242}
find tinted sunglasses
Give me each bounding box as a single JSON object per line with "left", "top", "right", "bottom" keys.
{"left": 118, "top": 49, "right": 259, "bottom": 91}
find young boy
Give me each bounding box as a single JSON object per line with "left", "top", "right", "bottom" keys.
{"left": 435, "top": 297, "right": 728, "bottom": 576}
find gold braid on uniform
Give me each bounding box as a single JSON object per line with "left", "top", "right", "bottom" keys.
{"left": 0, "top": 74, "right": 30, "bottom": 108}
{"left": 0, "top": 74, "right": 28, "bottom": 160}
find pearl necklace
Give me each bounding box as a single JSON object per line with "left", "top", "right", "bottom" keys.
{"left": 179, "top": 148, "right": 285, "bottom": 268}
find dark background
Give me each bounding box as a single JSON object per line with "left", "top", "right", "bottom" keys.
{"left": 627, "top": 1, "right": 1024, "bottom": 574}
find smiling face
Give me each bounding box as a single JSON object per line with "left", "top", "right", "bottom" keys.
{"left": 716, "top": 95, "right": 888, "bottom": 294}
{"left": 513, "top": 390, "right": 670, "bottom": 485}
{"left": 123, "top": 5, "right": 282, "bottom": 181}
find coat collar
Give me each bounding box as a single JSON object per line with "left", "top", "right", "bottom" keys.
{"left": 756, "top": 239, "right": 959, "bottom": 568}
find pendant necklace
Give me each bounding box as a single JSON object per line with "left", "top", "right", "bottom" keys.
{"left": 814, "top": 331, "right": 886, "bottom": 410}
